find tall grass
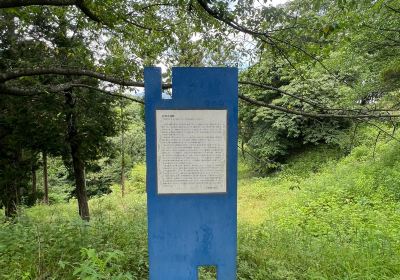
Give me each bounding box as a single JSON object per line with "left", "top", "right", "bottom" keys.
{"left": 237, "top": 140, "right": 400, "bottom": 279}
{"left": 0, "top": 187, "right": 148, "bottom": 279}
{"left": 1, "top": 135, "right": 400, "bottom": 279}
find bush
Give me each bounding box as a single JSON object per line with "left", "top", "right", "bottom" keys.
{"left": 2, "top": 127, "right": 400, "bottom": 279}
{"left": 128, "top": 163, "right": 146, "bottom": 193}
{"left": 236, "top": 131, "right": 400, "bottom": 279}
{"left": 0, "top": 190, "right": 148, "bottom": 279}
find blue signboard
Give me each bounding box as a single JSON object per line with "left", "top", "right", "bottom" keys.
{"left": 145, "top": 67, "right": 238, "bottom": 280}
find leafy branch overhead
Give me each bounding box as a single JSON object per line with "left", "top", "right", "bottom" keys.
{"left": 1, "top": 0, "right": 399, "bottom": 120}
{"left": 0, "top": 0, "right": 103, "bottom": 23}
{"left": 1, "top": 0, "right": 400, "bottom": 218}
{"left": 1, "top": 66, "right": 399, "bottom": 119}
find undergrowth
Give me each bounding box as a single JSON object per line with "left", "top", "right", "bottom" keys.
{"left": 1, "top": 128, "right": 400, "bottom": 279}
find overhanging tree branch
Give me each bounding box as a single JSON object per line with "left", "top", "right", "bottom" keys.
{"left": 238, "top": 93, "right": 400, "bottom": 119}
{"left": 385, "top": 4, "right": 400, "bottom": 14}
{"left": 2, "top": 66, "right": 400, "bottom": 119}
{"left": 0, "top": 0, "right": 171, "bottom": 30}
{"left": 195, "top": 0, "right": 335, "bottom": 76}
{"left": 239, "top": 81, "right": 400, "bottom": 114}
{"left": 365, "top": 120, "right": 400, "bottom": 143}
{"left": 0, "top": 82, "right": 145, "bottom": 104}
{"left": 0, "top": 0, "right": 76, "bottom": 8}
{"left": 196, "top": 0, "right": 270, "bottom": 37}
{"left": 75, "top": 0, "right": 102, "bottom": 23}
{"left": 239, "top": 80, "right": 325, "bottom": 109}
{"left": 0, "top": 67, "right": 173, "bottom": 88}
{"left": 0, "top": 0, "right": 102, "bottom": 24}
{"left": 68, "top": 84, "right": 144, "bottom": 104}
{"left": 0, "top": 81, "right": 74, "bottom": 96}
{"left": 0, "top": 67, "right": 140, "bottom": 87}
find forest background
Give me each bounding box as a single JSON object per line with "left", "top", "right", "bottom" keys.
{"left": 1, "top": 0, "right": 400, "bottom": 279}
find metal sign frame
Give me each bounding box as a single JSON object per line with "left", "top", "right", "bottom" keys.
{"left": 145, "top": 67, "right": 238, "bottom": 280}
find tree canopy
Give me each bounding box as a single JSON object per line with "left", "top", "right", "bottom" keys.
{"left": 1, "top": 0, "right": 399, "bottom": 218}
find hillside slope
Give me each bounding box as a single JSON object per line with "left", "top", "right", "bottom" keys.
{"left": 1, "top": 131, "right": 400, "bottom": 279}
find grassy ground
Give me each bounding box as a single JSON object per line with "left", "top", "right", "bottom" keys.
{"left": 1, "top": 138, "right": 400, "bottom": 279}
{"left": 236, "top": 141, "right": 400, "bottom": 280}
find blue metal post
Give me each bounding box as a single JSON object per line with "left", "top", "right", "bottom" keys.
{"left": 145, "top": 67, "right": 238, "bottom": 280}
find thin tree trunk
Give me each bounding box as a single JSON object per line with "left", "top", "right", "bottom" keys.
{"left": 121, "top": 145, "right": 125, "bottom": 197}
{"left": 241, "top": 140, "right": 246, "bottom": 159}
{"left": 4, "top": 180, "right": 18, "bottom": 218}
{"left": 65, "top": 90, "right": 90, "bottom": 221}
{"left": 43, "top": 151, "right": 49, "bottom": 204}
{"left": 121, "top": 147, "right": 125, "bottom": 197}
{"left": 120, "top": 102, "right": 125, "bottom": 197}
{"left": 32, "top": 164, "right": 37, "bottom": 202}
{"left": 4, "top": 149, "right": 21, "bottom": 218}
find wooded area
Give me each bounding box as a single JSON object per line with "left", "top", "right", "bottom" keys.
{"left": 1, "top": 0, "right": 399, "bottom": 219}
{"left": 1, "top": 0, "right": 400, "bottom": 278}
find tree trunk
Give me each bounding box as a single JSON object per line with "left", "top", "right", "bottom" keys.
{"left": 4, "top": 183, "right": 18, "bottom": 218}
{"left": 120, "top": 103, "right": 125, "bottom": 197}
{"left": 4, "top": 149, "right": 22, "bottom": 218}
{"left": 71, "top": 144, "right": 90, "bottom": 221}
{"left": 65, "top": 90, "right": 90, "bottom": 221}
{"left": 42, "top": 151, "right": 49, "bottom": 204}
{"left": 241, "top": 140, "right": 246, "bottom": 159}
{"left": 32, "top": 163, "right": 37, "bottom": 203}
{"left": 121, "top": 148, "right": 125, "bottom": 197}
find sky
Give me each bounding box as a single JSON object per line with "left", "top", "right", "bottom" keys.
{"left": 270, "top": 0, "right": 290, "bottom": 6}
{"left": 254, "top": 0, "right": 290, "bottom": 7}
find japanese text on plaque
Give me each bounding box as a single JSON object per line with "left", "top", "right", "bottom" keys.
{"left": 156, "top": 110, "right": 227, "bottom": 194}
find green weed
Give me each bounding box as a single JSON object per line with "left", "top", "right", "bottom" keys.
{"left": 1, "top": 132, "right": 400, "bottom": 279}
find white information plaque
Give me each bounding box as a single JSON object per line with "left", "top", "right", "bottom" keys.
{"left": 156, "top": 110, "right": 227, "bottom": 194}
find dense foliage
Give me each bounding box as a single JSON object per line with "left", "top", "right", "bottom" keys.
{"left": 0, "top": 0, "right": 400, "bottom": 278}
{"left": 1, "top": 127, "right": 400, "bottom": 279}
{"left": 1, "top": 0, "right": 399, "bottom": 218}
{"left": 238, "top": 0, "right": 400, "bottom": 172}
